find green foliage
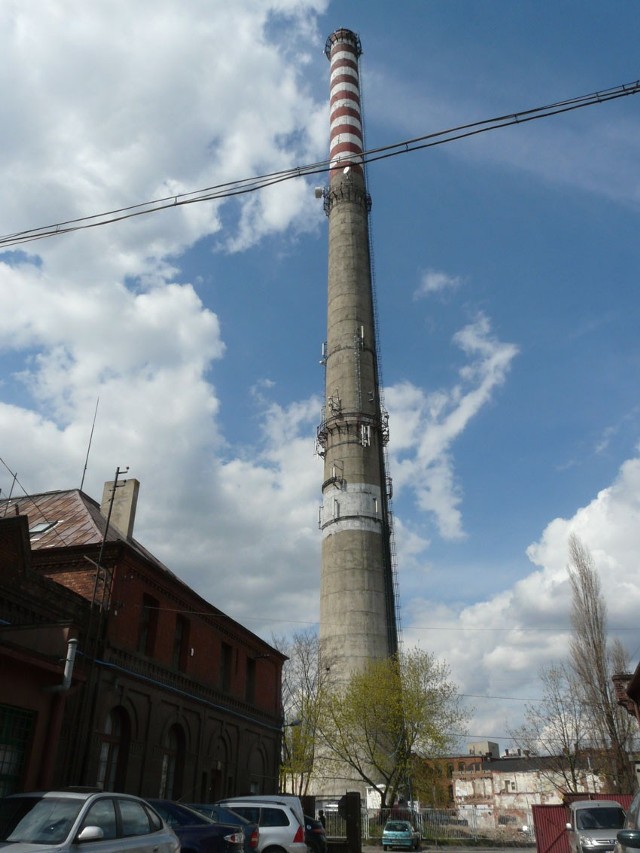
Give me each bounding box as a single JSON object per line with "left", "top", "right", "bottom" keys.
{"left": 319, "top": 647, "right": 469, "bottom": 808}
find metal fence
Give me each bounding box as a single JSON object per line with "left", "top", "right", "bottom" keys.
{"left": 321, "top": 805, "right": 535, "bottom": 845}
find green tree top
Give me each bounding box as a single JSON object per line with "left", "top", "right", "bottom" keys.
{"left": 319, "top": 647, "right": 469, "bottom": 808}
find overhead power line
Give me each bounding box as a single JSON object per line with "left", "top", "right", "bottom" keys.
{"left": 0, "top": 78, "right": 638, "bottom": 251}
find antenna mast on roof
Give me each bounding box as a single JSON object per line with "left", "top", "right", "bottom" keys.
{"left": 79, "top": 396, "right": 99, "bottom": 492}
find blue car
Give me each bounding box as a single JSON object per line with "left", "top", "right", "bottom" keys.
{"left": 382, "top": 820, "right": 421, "bottom": 851}
{"left": 189, "top": 803, "right": 260, "bottom": 853}
{"left": 147, "top": 800, "right": 245, "bottom": 853}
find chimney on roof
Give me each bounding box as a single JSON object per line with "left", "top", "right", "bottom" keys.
{"left": 100, "top": 478, "right": 140, "bottom": 539}
{"left": 0, "top": 515, "right": 32, "bottom": 574}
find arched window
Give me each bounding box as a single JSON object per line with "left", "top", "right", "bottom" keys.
{"left": 159, "top": 724, "right": 185, "bottom": 799}
{"left": 97, "top": 707, "right": 129, "bottom": 791}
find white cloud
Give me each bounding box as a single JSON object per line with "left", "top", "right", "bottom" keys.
{"left": 387, "top": 313, "right": 518, "bottom": 540}
{"left": 403, "top": 451, "right": 640, "bottom": 743}
{"left": 0, "top": 0, "right": 329, "bottom": 633}
{"left": 414, "top": 269, "right": 463, "bottom": 299}
{"left": 0, "top": 1, "right": 328, "bottom": 267}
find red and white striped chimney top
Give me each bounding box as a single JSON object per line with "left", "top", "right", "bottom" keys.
{"left": 325, "top": 29, "right": 363, "bottom": 181}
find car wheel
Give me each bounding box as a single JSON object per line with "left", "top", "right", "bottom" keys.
{"left": 383, "top": 846, "right": 387, "bottom": 850}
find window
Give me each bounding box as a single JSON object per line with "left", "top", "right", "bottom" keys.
{"left": 221, "top": 643, "right": 233, "bottom": 691}
{"left": 0, "top": 705, "right": 35, "bottom": 796}
{"left": 261, "top": 807, "right": 290, "bottom": 827}
{"left": 138, "top": 594, "right": 159, "bottom": 656}
{"left": 159, "top": 725, "right": 185, "bottom": 800}
{"left": 28, "top": 520, "right": 58, "bottom": 539}
{"left": 97, "top": 708, "right": 129, "bottom": 791}
{"left": 82, "top": 798, "right": 117, "bottom": 840}
{"left": 231, "top": 806, "right": 260, "bottom": 823}
{"left": 0, "top": 796, "right": 83, "bottom": 842}
{"left": 119, "top": 798, "right": 152, "bottom": 836}
{"left": 246, "top": 657, "right": 256, "bottom": 703}
{"left": 172, "top": 615, "right": 190, "bottom": 671}
{"left": 146, "top": 806, "right": 163, "bottom": 832}
{"left": 577, "top": 808, "right": 624, "bottom": 830}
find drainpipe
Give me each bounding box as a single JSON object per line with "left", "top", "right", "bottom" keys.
{"left": 39, "top": 639, "right": 79, "bottom": 788}
{"left": 52, "top": 638, "right": 79, "bottom": 693}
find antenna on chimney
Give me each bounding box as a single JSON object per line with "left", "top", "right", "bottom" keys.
{"left": 80, "top": 396, "right": 100, "bottom": 492}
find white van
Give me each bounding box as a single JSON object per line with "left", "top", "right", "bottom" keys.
{"left": 566, "top": 800, "right": 626, "bottom": 853}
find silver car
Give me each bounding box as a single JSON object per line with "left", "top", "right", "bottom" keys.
{"left": 0, "top": 789, "right": 180, "bottom": 853}
{"left": 215, "top": 797, "right": 306, "bottom": 853}
{"left": 567, "top": 800, "right": 626, "bottom": 853}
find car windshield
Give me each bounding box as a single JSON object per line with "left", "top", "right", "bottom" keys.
{"left": 0, "top": 796, "right": 84, "bottom": 844}
{"left": 577, "top": 808, "right": 625, "bottom": 830}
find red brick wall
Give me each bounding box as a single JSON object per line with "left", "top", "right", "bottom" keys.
{"left": 32, "top": 542, "right": 283, "bottom": 718}
{"left": 107, "top": 557, "right": 283, "bottom": 716}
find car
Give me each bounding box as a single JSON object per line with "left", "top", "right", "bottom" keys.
{"left": 617, "top": 790, "right": 640, "bottom": 853}
{"left": 304, "top": 814, "right": 327, "bottom": 853}
{"left": 147, "top": 800, "right": 245, "bottom": 853}
{"left": 567, "top": 800, "right": 626, "bottom": 853}
{"left": 382, "top": 819, "right": 421, "bottom": 851}
{"left": 0, "top": 789, "right": 180, "bottom": 853}
{"left": 216, "top": 796, "right": 307, "bottom": 853}
{"left": 189, "top": 803, "right": 260, "bottom": 853}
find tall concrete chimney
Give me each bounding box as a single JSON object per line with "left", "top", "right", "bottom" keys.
{"left": 100, "top": 478, "right": 139, "bottom": 539}
{"left": 318, "top": 29, "right": 398, "bottom": 682}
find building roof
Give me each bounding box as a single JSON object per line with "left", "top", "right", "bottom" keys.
{"left": 0, "top": 488, "right": 177, "bottom": 577}
{"left": 0, "top": 488, "right": 284, "bottom": 657}
{"left": 2, "top": 489, "right": 116, "bottom": 549}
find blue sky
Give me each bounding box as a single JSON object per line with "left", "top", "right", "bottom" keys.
{"left": 1, "top": 0, "right": 640, "bottom": 749}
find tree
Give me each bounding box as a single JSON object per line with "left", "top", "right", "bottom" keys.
{"left": 510, "top": 535, "right": 637, "bottom": 795}
{"left": 317, "top": 647, "right": 468, "bottom": 809}
{"left": 513, "top": 535, "right": 636, "bottom": 793}
{"left": 275, "top": 628, "right": 332, "bottom": 795}
{"left": 409, "top": 755, "right": 453, "bottom": 808}
{"left": 567, "top": 534, "right": 637, "bottom": 792}
{"left": 511, "top": 663, "right": 593, "bottom": 793}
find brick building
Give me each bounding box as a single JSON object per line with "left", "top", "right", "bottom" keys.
{"left": 0, "top": 478, "right": 286, "bottom": 798}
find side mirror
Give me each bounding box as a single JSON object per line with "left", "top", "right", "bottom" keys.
{"left": 76, "top": 826, "right": 105, "bottom": 843}
{"left": 618, "top": 830, "right": 640, "bottom": 850}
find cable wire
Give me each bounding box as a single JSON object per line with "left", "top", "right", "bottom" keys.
{"left": 0, "top": 78, "right": 638, "bottom": 250}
